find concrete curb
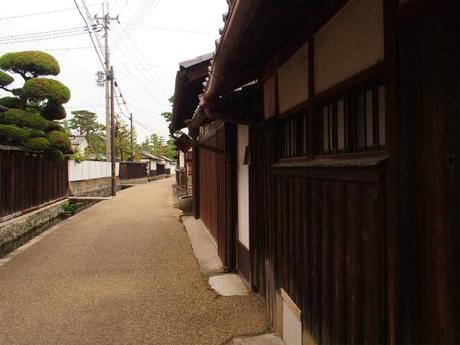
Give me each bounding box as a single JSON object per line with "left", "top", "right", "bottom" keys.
{"left": 0, "top": 199, "right": 67, "bottom": 251}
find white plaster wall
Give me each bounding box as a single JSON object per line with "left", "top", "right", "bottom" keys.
{"left": 237, "top": 125, "right": 250, "bottom": 249}
{"left": 282, "top": 290, "right": 302, "bottom": 345}
{"left": 179, "top": 151, "right": 185, "bottom": 168}
{"left": 278, "top": 43, "right": 309, "bottom": 113}
{"left": 69, "top": 161, "right": 119, "bottom": 181}
{"left": 314, "top": 0, "right": 384, "bottom": 93}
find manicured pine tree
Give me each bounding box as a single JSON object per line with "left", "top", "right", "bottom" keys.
{"left": 0, "top": 51, "right": 72, "bottom": 161}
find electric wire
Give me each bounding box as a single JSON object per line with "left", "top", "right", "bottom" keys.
{"left": 114, "top": 78, "right": 167, "bottom": 135}
{"left": 116, "top": 0, "right": 130, "bottom": 17}
{"left": 123, "top": 0, "right": 159, "bottom": 39}
{"left": 111, "top": 25, "right": 172, "bottom": 94}
{"left": 0, "top": 3, "right": 101, "bottom": 21}
{"left": 73, "top": 0, "right": 105, "bottom": 69}
{"left": 0, "top": 31, "right": 90, "bottom": 45}
{"left": 124, "top": 23, "right": 215, "bottom": 37}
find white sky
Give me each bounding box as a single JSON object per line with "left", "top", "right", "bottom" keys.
{"left": 0, "top": 0, "right": 227, "bottom": 141}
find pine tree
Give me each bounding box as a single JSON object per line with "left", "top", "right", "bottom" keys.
{"left": 0, "top": 51, "right": 71, "bottom": 160}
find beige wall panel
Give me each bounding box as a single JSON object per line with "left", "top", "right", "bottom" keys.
{"left": 314, "top": 0, "right": 384, "bottom": 94}
{"left": 278, "top": 43, "right": 308, "bottom": 114}
{"left": 263, "top": 74, "right": 277, "bottom": 119}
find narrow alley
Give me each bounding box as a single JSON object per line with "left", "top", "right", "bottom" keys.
{"left": 0, "top": 178, "right": 266, "bottom": 345}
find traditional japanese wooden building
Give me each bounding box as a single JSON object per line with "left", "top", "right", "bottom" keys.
{"left": 140, "top": 151, "right": 160, "bottom": 177}
{"left": 172, "top": 1, "right": 459, "bottom": 343}
{"left": 174, "top": 133, "right": 193, "bottom": 195}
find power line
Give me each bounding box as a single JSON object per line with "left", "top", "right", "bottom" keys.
{"left": 116, "top": 0, "right": 130, "bottom": 17}
{"left": 114, "top": 78, "right": 166, "bottom": 136}
{"left": 123, "top": 0, "right": 160, "bottom": 39}
{"left": 124, "top": 23, "right": 215, "bottom": 36}
{"left": 73, "top": 0, "right": 105, "bottom": 69}
{"left": 0, "top": 3, "right": 101, "bottom": 21}
{"left": 112, "top": 25, "right": 172, "bottom": 94}
{"left": 0, "top": 27, "right": 90, "bottom": 44}
{"left": 0, "top": 30, "right": 90, "bottom": 45}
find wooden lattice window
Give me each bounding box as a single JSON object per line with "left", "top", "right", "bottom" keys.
{"left": 280, "top": 110, "right": 309, "bottom": 158}
{"left": 317, "top": 83, "right": 385, "bottom": 155}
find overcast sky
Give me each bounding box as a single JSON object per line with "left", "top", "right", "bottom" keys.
{"left": 0, "top": 0, "right": 227, "bottom": 141}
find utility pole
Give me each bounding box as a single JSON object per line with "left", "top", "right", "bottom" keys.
{"left": 130, "top": 112, "right": 133, "bottom": 161}
{"left": 110, "top": 66, "right": 116, "bottom": 196}
{"left": 95, "top": 2, "right": 118, "bottom": 162}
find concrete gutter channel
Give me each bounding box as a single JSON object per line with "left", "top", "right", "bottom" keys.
{"left": 0, "top": 177, "right": 161, "bottom": 259}
{"left": 0, "top": 198, "right": 103, "bottom": 259}
{"left": 180, "top": 214, "right": 284, "bottom": 345}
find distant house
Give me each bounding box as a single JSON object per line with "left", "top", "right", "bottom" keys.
{"left": 160, "top": 155, "right": 173, "bottom": 175}
{"left": 140, "top": 151, "right": 160, "bottom": 177}
{"left": 174, "top": 133, "right": 193, "bottom": 195}
{"left": 69, "top": 135, "right": 88, "bottom": 156}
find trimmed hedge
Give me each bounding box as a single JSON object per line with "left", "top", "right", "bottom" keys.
{"left": 43, "top": 102, "right": 66, "bottom": 120}
{"left": 47, "top": 130, "right": 71, "bottom": 153}
{"left": 0, "top": 96, "right": 20, "bottom": 108}
{"left": 46, "top": 121, "right": 64, "bottom": 132}
{"left": 45, "top": 149, "right": 64, "bottom": 162}
{"left": 0, "top": 70, "right": 13, "bottom": 87}
{"left": 25, "top": 137, "right": 50, "bottom": 151}
{"left": 23, "top": 78, "right": 70, "bottom": 104}
{"left": 0, "top": 109, "right": 49, "bottom": 130}
{"left": 0, "top": 51, "right": 60, "bottom": 76}
{"left": 29, "top": 129, "right": 46, "bottom": 138}
{"left": 0, "top": 124, "right": 29, "bottom": 143}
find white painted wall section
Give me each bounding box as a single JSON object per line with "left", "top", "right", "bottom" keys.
{"left": 68, "top": 161, "right": 119, "bottom": 181}
{"left": 281, "top": 289, "right": 302, "bottom": 345}
{"left": 314, "top": 0, "right": 384, "bottom": 93}
{"left": 237, "top": 125, "right": 250, "bottom": 249}
{"left": 179, "top": 151, "right": 185, "bottom": 168}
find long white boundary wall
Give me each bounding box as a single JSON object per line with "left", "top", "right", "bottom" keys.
{"left": 69, "top": 161, "right": 119, "bottom": 182}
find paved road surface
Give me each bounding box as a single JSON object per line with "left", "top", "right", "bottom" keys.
{"left": 0, "top": 178, "right": 266, "bottom": 345}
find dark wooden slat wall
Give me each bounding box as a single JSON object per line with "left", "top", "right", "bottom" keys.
{"left": 0, "top": 149, "right": 68, "bottom": 220}
{"left": 277, "top": 174, "right": 385, "bottom": 345}
{"left": 250, "top": 119, "right": 386, "bottom": 344}
{"left": 119, "top": 162, "right": 148, "bottom": 180}
{"left": 199, "top": 123, "right": 236, "bottom": 269}
{"left": 250, "top": 118, "right": 278, "bottom": 321}
{"left": 395, "top": 2, "right": 460, "bottom": 343}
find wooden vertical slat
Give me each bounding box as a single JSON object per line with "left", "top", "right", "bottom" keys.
{"left": 331, "top": 181, "right": 346, "bottom": 344}
{"left": 345, "top": 183, "right": 363, "bottom": 345}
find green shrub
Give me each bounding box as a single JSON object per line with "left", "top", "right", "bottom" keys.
{"left": 71, "top": 151, "right": 85, "bottom": 163}
{"left": 29, "top": 129, "right": 46, "bottom": 138}
{"left": 45, "top": 148, "right": 64, "bottom": 162}
{"left": 25, "top": 137, "right": 50, "bottom": 151}
{"left": 42, "top": 102, "right": 66, "bottom": 120}
{"left": 0, "top": 109, "right": 48, "bottom": 130}
{"left": 0, "top": 124, "right": 29, "bottom": 144}
{"left": 0, "top": 96, "right": 20, "bottom": 108}
{"left": 46, "top": 121, "right": 64, "bottom": 132}
{"left": 61, "top": 202, "right": 76, "bottom": 215}
{"left": 47, "top": 130, "right": 72, "bottom": 153}
{"left": 0, "top": 51, "right": 60, "bottom": 77}
{"left": 23, "top": 78, "right": 70, "bottom": 104}
{"left": 0, "top": 70, "right": 13, "bottom": 87}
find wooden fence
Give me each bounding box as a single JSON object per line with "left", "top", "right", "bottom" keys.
{"left": 119, "top": 162, "right": 147, "bottom": 180}
{"left": 0, "top": 146, "right": 68, "bottom": 221}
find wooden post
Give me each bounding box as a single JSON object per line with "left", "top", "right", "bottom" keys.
{"left": 110, "top": 66, "right": 117, "bottom": 196}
